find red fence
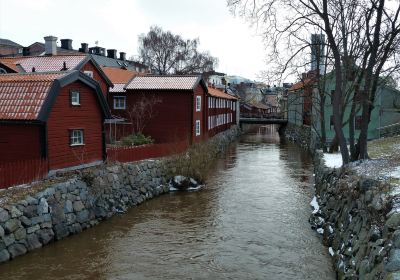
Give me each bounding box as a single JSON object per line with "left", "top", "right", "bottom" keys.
{"left": 0, "top": 158, "right": 49, "bottom": 189}
{"left": 107, "top": 141, "right": 189, "bottom": 163}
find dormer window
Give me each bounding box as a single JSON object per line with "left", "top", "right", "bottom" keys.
{"left": 83, "top": 71, "right": 93, "bottom": 78}
{"left": 70, "top": 90, "right": 80, "bottom": 106}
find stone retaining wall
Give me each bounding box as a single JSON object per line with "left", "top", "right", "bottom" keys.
{"left": 285, "top": 123, "right": 400, "bottom": 279}
{"left": 310, "top": 153, "right": 400, "bottom": 280}
{"left": 0, "top": 126, "right": 240, "bottom": 263}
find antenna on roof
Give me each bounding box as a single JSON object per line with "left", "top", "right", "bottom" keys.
{"left": 95, "top": 40, "right": 99, "bottom": 46}
{"left": 62, "top": 61, "right": 67, "bottom": 71}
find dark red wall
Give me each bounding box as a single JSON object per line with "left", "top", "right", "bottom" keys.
{"left": 111, "top": 90, "right": 193, "bottom": 143}
{"left": 192, "top": 84, "right": 207, "bottom": 143}
{"left": 81, "top": 61, "right": 109, "bottom": 97}
{"left": 0, "top": 124, "right": 42, "bottom": 161}
{"left": 47, "top": 80, "right": 104, "bottom": 170}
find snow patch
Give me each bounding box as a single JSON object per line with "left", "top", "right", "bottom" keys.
{"left": 310, "top": 196, "right": 320, "bottom": 214}
{"left": 390, "top": 166, "right": 400, "bottom": 179}
{"left": 323, "top": 153, "right": 343, "bottom": 168}
{"left": 317, "top": 228, "right": 324, "bottom": 234}
{"left": 329, "top": 225, "right": 334, "bottom": 233}
{"left": 329, "top": 247, "right": 335, "bottom": 256}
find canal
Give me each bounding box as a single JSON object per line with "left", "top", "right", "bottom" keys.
{"left": 0, "top": 127, "right": 335, "bottom": 279}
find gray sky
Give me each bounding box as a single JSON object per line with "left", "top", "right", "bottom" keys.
{"left": 0, "top": 0, "right": 267, "bottom": 80}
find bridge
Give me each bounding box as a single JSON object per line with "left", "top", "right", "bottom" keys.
{"left": 239, "top": 117, "right": 288, "bottom": 125}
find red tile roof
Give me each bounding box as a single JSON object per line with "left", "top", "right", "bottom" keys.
{"left": 0, "top": 55, "right": 87, "bottom": 73}
{"left": 101, "top": 67, "right": 140, "bottom": 84}
{"left": 207, "top": 86, "right": 238, "bottom": 100}
{"left": 288, "top": 78, "right": 316, "bottom": 92}
{"left": 125, "top": 75, "right": 201, "bottom": 90}
{"left": 0, "top": 72, "right": 67, "bottom": 120}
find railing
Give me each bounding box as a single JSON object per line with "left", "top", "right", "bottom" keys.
{"left": 107, "top": 141, "right": 189, "bottom": 163}
{"left": 0, "top": 158, "right": 49, "bottom": 189}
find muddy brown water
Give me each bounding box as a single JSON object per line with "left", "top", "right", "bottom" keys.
{"left": 0, "top": 127, "right": 335, "bottom": 280}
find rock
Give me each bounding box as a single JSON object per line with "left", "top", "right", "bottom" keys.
{"left": 0, "top": 249, "right": 10, "bottom": 263}
{"left": 369, "top": 225, "right": 381, "bottom": 242}
{"left": 23, "top": 205, "right": 37, "bottom": 218}
{"left": 70, "top": 223, "right": 82, "bottom": 234}
{"left": 10, "top": 206, "right": 22, "bottom": 218}
{"left": 76, "top": 210, "right": 89, "bottom": 223}
{"left": 19, "top": 216, "right": 32, "bottom": 227}
{"left": 31, "top": 216, "right": 44, "bottom": 225}
{"left": 64, "top": 200, "right": 73, "bottom": 214}
{"left": 37, "top": 198, "right": 49, "bottom": 215}
{"left": 14, "top": 228, "right": 26, "bottom": 241}
{"left": 0, "top": 225, "right": 4, "bottom": 238}
{"left": 4, "top": 219, "right": 21, "bottom": 234}
{"left": 73, "top": 201, "right": 85, "bottom": 212}
{"left": 2, "top": 233, "right": 15, "bottom": 247}
{"left": 386, "top": 249, "right": 400, "bottom": 272}
{"left": 26, "top": 196, "right": 38, "bottom": 205}
{"left": 54, "top": 224, "right": 69, "bottom": 240}
{"left": 7, "top": 243, "right": 27, "bottom": 258}
{"left": 394, "top": 230, "right": 400, "bottom": 248}
{"left": 0, "top": 208, "right": 10, "bottom": 223}
{"left": 27, "top": 225, "right": 40, "bottom": 234}
{"left": 40, "top": 222, "right": 52, "bottom": 229}
{"left": 386, "top": 212, "right": 400, "bottom": 230}
{"left": 37, "top": 229, "right": 54, "bottom": 245}
{"left": 361, "top": 179, "right": 376, "bottom": 192}
{"left": 26, "top": 234, "right": 42, "bottom": 251}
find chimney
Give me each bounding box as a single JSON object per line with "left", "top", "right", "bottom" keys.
{"left": 89, "top": 47, "right": 106, "bottom": 56}
{"left": 79, "top": 43, "right": 88, "bottom": 53}
{"left": 60, "top": 39, "right": 73, "bottom": 50}
{"left": 22, "top": 47, "right": 30, "bottom": 56}
{"left": 44, "top": 36, "right": 58, "bottom": 56}
{"left": 107, "top": 49, "right": 117, "bottom": 59}
{"left": 119, "top": 52, "right": 126, "bottom": 61}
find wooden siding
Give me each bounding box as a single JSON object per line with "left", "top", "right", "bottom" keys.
{"left": 110, "top": 90, "right": 193, "bottom": 143}
{"left": 81, "top": 61, "right": 109, "bottom": 97}
{"left": 192, "top": 84, "right": 207, "bottom": 143}
{"left": 47, "top": 81, "right": 104, "bottom": 170}
{"left": 0, "top": 124, "right": 42, "bottom": 161}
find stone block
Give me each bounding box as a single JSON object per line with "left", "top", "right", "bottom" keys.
{"left": 37, "top": 198, "right": 49, "bottom": 215}
{"left": 76, "top": 210, "right": 89, "bottom": 223}
{"left": 7, "top": 243, "right": 27, "bottom": 258}
{"left": 0, "top": 249, "right": 10, "bottom": 263}
{"left": 26, "top": 234, "right": 42, "bottom": 251}
{"left": 27, "top": 225, "right": 40, "bottom": 234}
{"left": 4, "top": 219, "right": 21, "bottom": 234}
{"left": 19, "top": 215, "right": 32, "bottom": 227}
{"left": 54, "top": 224, "right": 69, "bottom": 240}
{"left": 23, "top": 205, "right": 37, "bottom": 218}
{"left": 2, "top": 233, "right": 15, "bottom": 247}
{"left": 64, "top": 200, "right": 73, "bottom": 214}
{"left": 386, "top": 249, "right": 400, "bottom": 272}
{"left": 73, "top": 201, "right": 85, "bottom": 212}
{"left": 14, "top": 228, "right": 26, "bottom": 241}
{"left": 10, "top": 206, "right": 22, "bottom": 218}
{"left": 37, "top": 229, "right": 54, "bottom": 245}
{"left": 0, "top": 208, "right": 10, "bottom": 223}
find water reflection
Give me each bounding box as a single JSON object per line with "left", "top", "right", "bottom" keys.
{"left": 0, "top": 125, "right": 334, "bottom": 280}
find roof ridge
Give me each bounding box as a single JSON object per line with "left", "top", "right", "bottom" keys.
{"left": 0, "top": 70, "right": 75, "bottom": 76}
{"left": 0, "top": 54, "right": 87, "bottom": 60}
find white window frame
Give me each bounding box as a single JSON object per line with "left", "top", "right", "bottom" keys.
{"left": 70, "top": 90, "right": 80, "bottom": 106}
{"left": 113, "top": 96, "right": 126, "bottom": 110}
{"left": 196, "top": 96, "right": 201, "bottom": 112}
{"left": 83, "top": 71, "right": 93, "bottom": 78}
{"left": 195, "top": 120, "right": 201, "bottom": 136}
{"left": 70, "top": 129, "right": 84, "bottom": 146}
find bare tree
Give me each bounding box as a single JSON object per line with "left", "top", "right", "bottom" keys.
{"left": 138, "top": 26, "right": 218, "bottom": 75}
{"left": 126, "top": 94, "right": 162, "bottom": 135}
{"left": 228, "top": 0, "right": 400, "bottom": 164}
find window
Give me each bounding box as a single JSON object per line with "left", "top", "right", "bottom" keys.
{"left": 195, "top": 120, "right": 201, "bottom": 136}
{"left": 196, "top": 96, "right": 201, "bottom": 112}
{"left": 70, "top": 90, "right": 80, "bottom": 106}
{"left": 114, "top": 96, "right": 126, "bottom": 110}
{"left": 84, "top": 71, "right": 93, "bottom": 78}
{"left": 70, "top": 129, "right": 84, "bottom": 146}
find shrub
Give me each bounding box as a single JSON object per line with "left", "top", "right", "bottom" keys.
{"left": 121, "top": 133, "right": 154, "bottom": 146}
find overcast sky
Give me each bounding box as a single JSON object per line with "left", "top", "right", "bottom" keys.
{"left": 0, "top": 0, "right": 267, "bottom": 81}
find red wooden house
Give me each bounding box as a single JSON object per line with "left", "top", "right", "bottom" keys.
{"left": 110, "top": 75, "right": 208, "bottom": 144}
{"left": 0, "top": 71, "right": 110, "bottom": 171}
{"left": 206, "top": 86, "right": 238, "bottom": 137}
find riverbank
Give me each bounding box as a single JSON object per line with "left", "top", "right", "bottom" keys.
{"left": 285, "top": 123, "right": 400, "bottom": 279}
{"left": 0, "top": 126, "right": 240, "bottom": 264}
